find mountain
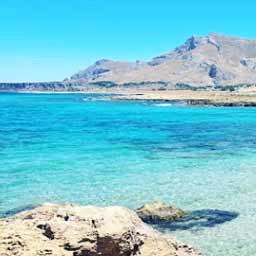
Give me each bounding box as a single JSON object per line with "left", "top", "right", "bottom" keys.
{"left": 67, "top": 33, "right": 256, "bottom": 88}
{"left": 1, "top": 33, "right": 256, "bottom": 92}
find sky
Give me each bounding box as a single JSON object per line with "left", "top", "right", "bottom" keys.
{"left": 0, "top": 0, "right": 256, "bottom": 82}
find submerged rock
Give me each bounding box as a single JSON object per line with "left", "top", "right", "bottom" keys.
{"left": 0, "top": 203, "right": 199, "bottom": 256}
{"left": 136, "top": 201, "right": 185, "bottom": 223}
{"left": 155, "top": 209, "right": 239, "bottom": 232}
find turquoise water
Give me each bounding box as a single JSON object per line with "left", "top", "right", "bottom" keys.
{"left": 1, "top": 93, "right": 256, "bottom": 255}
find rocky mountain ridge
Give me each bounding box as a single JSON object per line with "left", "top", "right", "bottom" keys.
{"left": 1, "top": 33, "right": 256, "bottom": 91}
{"left": 67, "top": 33, "right": 256, "bottom": 88}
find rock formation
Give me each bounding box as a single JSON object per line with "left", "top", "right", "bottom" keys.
{"left": 67, "top": 33, "right": 256, "bottom": 88}
{"left": 136, "top": 201, "right": 185, "bottom": 223}
{"left": 0, "top": 203, "right": 199, "bottom": 256}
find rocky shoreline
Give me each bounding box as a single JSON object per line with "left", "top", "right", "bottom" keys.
{"left": 0, "top": 202, "right": 199, "bottom": 256}
{"left": 102, "top": 89, "right": 256, "bottom": 107}
{"left": 109, "top": 98, "right": 256, "bottom": 107}
{"left": 2, "top": 87, "right": 256, "bottom": 106}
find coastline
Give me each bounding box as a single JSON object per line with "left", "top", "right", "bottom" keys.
{"left": 2, "top": 88, "right": 256, "bottom": 106}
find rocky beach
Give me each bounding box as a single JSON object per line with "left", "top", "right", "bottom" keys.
{"left": 99, "top": 88, "right": 256, "bottom": 106}
{"left": 0, "top": 203, "right": 199, "bottom": 256}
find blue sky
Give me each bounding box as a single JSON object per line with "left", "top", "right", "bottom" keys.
{"left": 0, "top": 0, "right": 256, "bottom": 82}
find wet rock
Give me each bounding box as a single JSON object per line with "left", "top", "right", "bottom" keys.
{"left": 136, "top": 201, "right": 185, "bottom": 223}
{"left": 0, "top": 203, "right": 199, "bottom": 256}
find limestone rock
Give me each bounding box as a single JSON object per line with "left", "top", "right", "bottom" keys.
{"left": 0, "top": 203, "right": 199, "bottom": 256}
{"left": 136, "top": 201, "right": 185, "bottom": 223}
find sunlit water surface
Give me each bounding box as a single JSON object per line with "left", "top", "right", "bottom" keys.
{"left": 1, "top": 93, "right": 256, "bottom": 255}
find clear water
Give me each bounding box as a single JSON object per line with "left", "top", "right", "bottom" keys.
{"left": 1, "top": 93, "right": 256, "bottom": 255}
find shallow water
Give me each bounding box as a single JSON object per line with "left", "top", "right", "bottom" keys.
{"left": 1, "top": 93, "right": 256, "bottom": 255}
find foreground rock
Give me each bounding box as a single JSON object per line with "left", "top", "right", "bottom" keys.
{"left": 0, "top": 203, "right": 199, "bottom": 256}
{"left": 136, "top": 201, "right": 185, "bottom": 223}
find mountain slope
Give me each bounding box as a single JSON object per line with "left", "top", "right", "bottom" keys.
{"left": 67, "top": 33, "right": 256, "bottom": 87}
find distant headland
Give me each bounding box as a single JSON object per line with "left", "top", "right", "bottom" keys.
{"left": 2, "top": 33, "right": 256, "bottom": 106}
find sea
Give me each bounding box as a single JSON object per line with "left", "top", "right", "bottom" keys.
{"left": 1, "top": 93, "right": 256, "bottom": 255}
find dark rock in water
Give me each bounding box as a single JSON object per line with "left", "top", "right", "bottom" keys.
{"left": 154, "top": 209, "right": 239, "bottom": 232}
{"left": 136, "top": 201, "right": 185, "bottom": 223}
